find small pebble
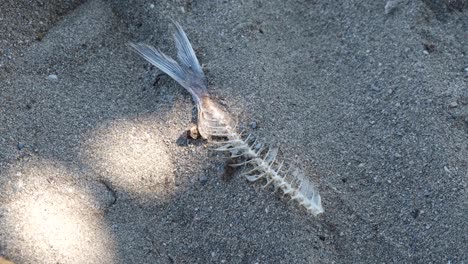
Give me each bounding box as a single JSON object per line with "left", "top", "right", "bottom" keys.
{"left": 149, "top": 3, "right": 155, "bottom": 8}
{"left": 423, "top": 50, "right": 429, "bottom": 55}
{"left": 17, "top": 142, "right": 25, "bottom": 150}
{"left": 199, "top": 175, "right": 208, "bottom": 185}
{"left": 250, "top": 121, "right": 257, "bottom": 129}
{"left": 47, "top": 74, "right": 58, "bottom": 81}
{"left": 385, "top": 0, "right": 402, "bottom": 14}
{"left": 449, "top": 102, "right": 458, "bottom": 108}
{"left": 464, "top": 67, "right": 468, "bottom": 72}
{"left": 370, "top": 84, "right": 380, "bottom": 91}
{"left": 188, "top": 125, "right": 199, "bottom": 139}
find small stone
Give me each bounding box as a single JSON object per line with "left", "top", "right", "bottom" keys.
{"left": 394, "top": 153, "right": 402, "bottom": 158}
{"left": 36, "top": 32, "right": 45, "bottom": 41}
{"left": 449, "top": 101, "right": 458, "bottom": 108}
{"left": 17, "top": 142, "right": 25, "bottom": 150}
{"left": 149, "top": 3, "right": 155, "bottom": 8}
{"left": 385, "top": 0, "right": 402, "bottom": 14}
{"left": 249, "top": 121, "right": 257, "bottom": 129}
{"left": 199, "top": 175, "right": 208, "bottom": 185}
{"left": 370, "top": 84, "right": 380, "bottom": 91}
{"left": 423, "top": 50, "right": 429, "bottom": 55}
{"left": 47, "top": 74, "right": 58, "bottom": 81}
{"left": 188, "top": 125, "right": 199, "bottom": 139}
{"left": 464, "top": 67, "right": 468, "bottom": 72}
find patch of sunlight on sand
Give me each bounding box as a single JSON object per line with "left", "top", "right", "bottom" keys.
{"left": 0, "top": 160, "right": 116, "bottom": 264}
{"left": 81, "top": 117, "right": 176, "bottom": 200}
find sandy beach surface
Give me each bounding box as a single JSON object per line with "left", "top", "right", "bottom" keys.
{"left": 0, "top": 0, "right": 467, "bottom": 263}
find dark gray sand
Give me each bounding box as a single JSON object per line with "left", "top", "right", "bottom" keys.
{"left": 0, "top": 0, "right": 467, "bottom": 263}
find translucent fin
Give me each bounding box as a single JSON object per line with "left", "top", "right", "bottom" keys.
{"left": 130, "top": 22, "right": 208, "bottom": 104}
{"left": 171, "top": 21, "right": 208, "bottom": 100}
{"left": 291, "top": 170, "right": 324, "bottom": 216}
{"left": 172, "top": 21, "right": 204, "bottom": 76}
{"left": 129, "top": 43, "right": 184, "bottom": 84}
{"left": 264, "top": 147, "right": 278, "bottom": 165}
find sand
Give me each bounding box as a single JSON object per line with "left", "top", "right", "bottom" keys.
{"left": 0, "top": 0, "right": 467, "bottom": 263}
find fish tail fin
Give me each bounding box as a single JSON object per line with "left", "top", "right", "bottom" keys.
{"left": 130, "top": 21, "right": 208, "bottom": 103}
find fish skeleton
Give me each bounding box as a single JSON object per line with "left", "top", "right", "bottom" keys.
{"left": 130, "top": 21, "right": 324, "bottom": 216}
